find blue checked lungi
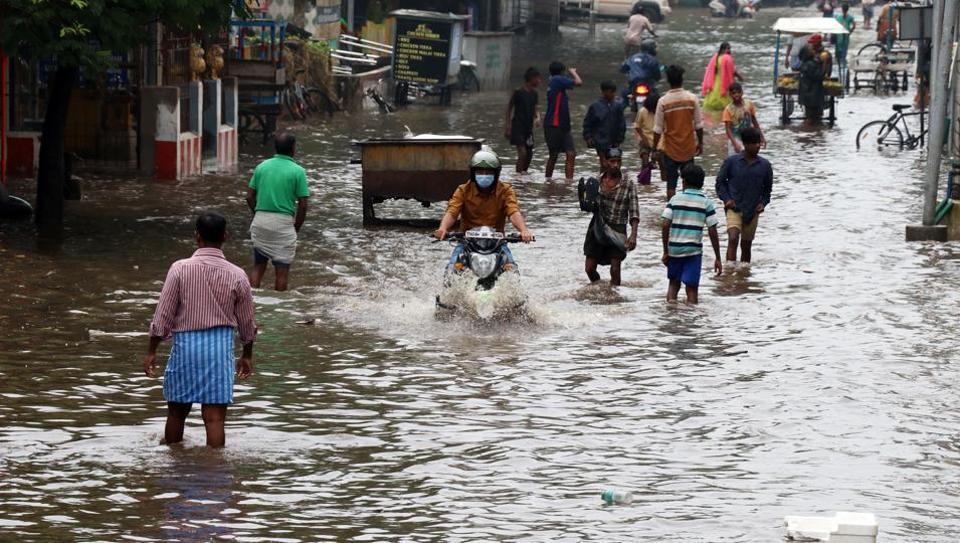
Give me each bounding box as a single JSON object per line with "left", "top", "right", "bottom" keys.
{"left": 164, "top": 326, "right": 236, "bottom": 405}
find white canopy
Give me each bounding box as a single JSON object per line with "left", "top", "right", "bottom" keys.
{"left": 773, "top": 17, "right": 850, "bottom": 35}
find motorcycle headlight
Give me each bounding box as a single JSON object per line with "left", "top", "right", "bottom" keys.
{"left": 469, "top": 253, "right": 498, "bottom": 279}
{"left": 474, "top": 238, "right": 497, "bottom": 252}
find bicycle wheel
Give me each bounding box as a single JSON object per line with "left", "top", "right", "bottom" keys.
{"left": 856, "top": 120, "right": 904, "bottom": 152}
{"left": 299, "top": 86, "right": 316, "bottom": 114}
{"left": 907, "top": 129, "right": 928, "bottom": 150}
{"left": 857, "top": 42, "right": 885, "bottom": 59}
{"left": 283, "top": 89, "right": 305, "bottom": 121}
{"left": 780, "top": 94, "right": 794, "bottom": 124}
{"left": 292, "top": 84, "right": 310, "bottom": 119}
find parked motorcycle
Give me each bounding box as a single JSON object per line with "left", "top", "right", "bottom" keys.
{"left": 435, "top": 227, "right": 528, "bottom": 319}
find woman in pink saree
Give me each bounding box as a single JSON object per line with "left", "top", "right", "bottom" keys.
{"left": 701, "top": 42, "right": 743, "bottom": 111}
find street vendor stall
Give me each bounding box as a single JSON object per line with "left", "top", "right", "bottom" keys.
{"left": 772, "top": 18, "right": 849, "bottom": 126}
{"left": 225, "top": 18, "right": 286, "bottom": 143}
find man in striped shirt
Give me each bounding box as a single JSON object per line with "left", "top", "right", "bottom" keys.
{"left": 660, "top": 164, "right": 722, "bottom": 304}
{"left": 144, "top": 212, "right": 257, "bottom": 448}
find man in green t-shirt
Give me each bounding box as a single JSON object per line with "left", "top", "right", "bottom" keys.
{"left": 245, "top": 132, "right": 310, "bottom": 291}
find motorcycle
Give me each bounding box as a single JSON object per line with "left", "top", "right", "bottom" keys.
{"left": 435, "top": 227, "right": 528, "bottom": 319}
{"left": 621, "top": 50, "right": 661, "bottom": 113}
{"left": 628, "top": 79, "right": 656, "bottom": 113}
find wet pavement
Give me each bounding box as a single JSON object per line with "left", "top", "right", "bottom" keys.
{"left": 2, "top": 5, "right": 960, "bottom": 542}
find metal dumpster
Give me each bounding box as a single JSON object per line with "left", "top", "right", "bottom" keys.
{"left": 354, "top": 136, "right": 483, "bottom": 223}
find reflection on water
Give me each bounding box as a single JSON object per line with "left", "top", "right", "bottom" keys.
{"left": 3, "top": 5, "right": 960, "bottom": 542}
{"left": 156, "top": 452, "right": 236, "bottom": 542}
{"left": 713, "top": 262, "right": 766, "bottom": 296}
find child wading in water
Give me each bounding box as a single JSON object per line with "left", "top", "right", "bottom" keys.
{"left": 635, "top": 93, "right": 659, "bottom": 168}
{"left": 661, "top": 164, "right": 722, "bottom": 304}
{"left": 722, "top": 82, "right": 763, "bottom": 157}
{"left": 505, "top": 67, "right": 542, "bottom": 174}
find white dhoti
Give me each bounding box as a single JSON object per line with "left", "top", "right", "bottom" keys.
{"left": 250, "top": 211, "right": 298, "bottom": 264}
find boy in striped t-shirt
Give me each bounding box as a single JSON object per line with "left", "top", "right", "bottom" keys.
{"left": 660, "top": 163, "right": 722, "bottom": 304}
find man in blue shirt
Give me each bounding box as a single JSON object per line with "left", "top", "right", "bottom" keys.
{"left": 714, "top": 127, "right": 773, "bottom": 263}
{"left": 543, "top": 60, "right": 582, "bottom": 180}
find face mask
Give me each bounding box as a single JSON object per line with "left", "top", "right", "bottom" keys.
{"left": 475, "top": 174, "right": 495, "bottom": 189}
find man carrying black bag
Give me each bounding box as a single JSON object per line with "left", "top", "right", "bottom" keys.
{"left": 577, "top": 148, "right": 640, "bottom": 286}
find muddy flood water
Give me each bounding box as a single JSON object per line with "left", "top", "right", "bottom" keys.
{"left": 2, "top": 5, "right": 960, "bottom": 542}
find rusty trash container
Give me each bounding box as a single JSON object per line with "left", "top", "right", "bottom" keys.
{"left": 354, "top": 136, "right": 483, "bottom": 224}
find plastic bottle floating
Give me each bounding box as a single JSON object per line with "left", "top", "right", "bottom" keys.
{"left": 600, "top": 489, "right": 633, "bottom": 505}
{"left": 784, "top": 512, "right": 878, "bottom": 543}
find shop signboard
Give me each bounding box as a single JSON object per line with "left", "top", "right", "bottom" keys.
{"left": 391, "top": 10, "right": 466, "bottom": 86}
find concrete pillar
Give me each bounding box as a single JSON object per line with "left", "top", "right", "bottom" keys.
{"left": 222, "top": 77, "right": 238, "bottom": 127}
{"left": 5, "top": 132, "right": 39, "bottom": 177}
{"left": 921, "top": 0, "right": 958, "bottom": 226}
{"left": 953, "top": 17, "right": 960, "bottom": 157}
{"left": 139, "top": 87, "right": 160, "bottom": 175}
{"left": 186, "top": 80, "right": 202, "bottom": 134}
{"left": 152, "top": 86, "right": 181, "bottom": 180}
{"left": 462, "top": 32, "right": 513, "bottom": 90}
{"left": 1, "top": 53, "right": 7, "bottom": 184}
{"left": 202, "top": 78, "right": 222, "bottom": 171}
{"left": 146, "top": 21, "right": 161, "bottom": 86}
{"left": 218, "top": 77, "right": 239, "bottom": 173}
{"left": 931, "top": 1, "right": 943, "bottom": 92}
{"left": 149, "top": 83, "right": 203, "bottom": 180}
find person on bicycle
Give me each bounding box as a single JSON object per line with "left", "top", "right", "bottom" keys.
{"left": 620, "top": 39, "right": 662, "bottom": 109}
{"left": 623, "top": 5, "right": 658, "bottom": 58}
{"left": 435, "top": 149, "right": 535, "bottom": 269}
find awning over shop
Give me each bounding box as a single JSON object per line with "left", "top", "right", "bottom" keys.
{"left": 773, "top": 17, "right": 850, "bottom": 35}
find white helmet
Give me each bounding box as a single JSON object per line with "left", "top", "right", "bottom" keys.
{"left": 469, "top": 148, "right": 502, "bottom": 187}
{"left": 469, "top": 148, "right": 501, "bottom": 170}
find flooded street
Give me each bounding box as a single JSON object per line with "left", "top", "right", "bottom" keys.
{"left": 3, "top": 5, "right": 960, "bottom": 541}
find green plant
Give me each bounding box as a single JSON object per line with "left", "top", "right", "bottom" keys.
{"left": 306, "top": 39, "right": 330, "bottom": 57}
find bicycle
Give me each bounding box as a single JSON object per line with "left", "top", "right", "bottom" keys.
{"left": 280, "top": 81, "right": 309, "bottom": 120}
{"left": 855, "top": 103, "right": 928, "bottom": 152}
